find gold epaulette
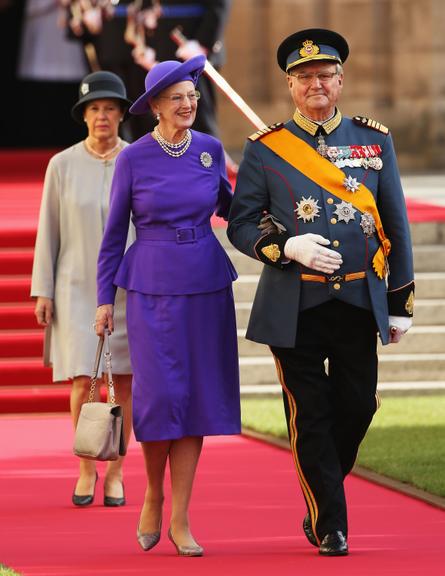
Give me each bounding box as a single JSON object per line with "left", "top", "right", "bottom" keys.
{"left": 248, "top": 122, "right": 284, "bottom": 142}
{"left": 353, "top": 115, "right": 389, "bottom": 134}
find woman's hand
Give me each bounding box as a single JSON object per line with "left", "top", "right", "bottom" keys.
{"left": 95, "top": 304, "right": 114, "bottom": 336}
{"left": 34, "top": 297, "right": 53, "bottom": 326}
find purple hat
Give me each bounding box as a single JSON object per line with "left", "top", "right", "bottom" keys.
{"left": 129, "top": 55, "right": 206, "bottom": 115}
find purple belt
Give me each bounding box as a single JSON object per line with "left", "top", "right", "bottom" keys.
{"left": 136, "top": 223, "right": 212, "bottom": 244}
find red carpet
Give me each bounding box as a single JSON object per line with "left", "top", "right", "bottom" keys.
{"left": 0, "top": 415, "right": 444, "bottom": 576}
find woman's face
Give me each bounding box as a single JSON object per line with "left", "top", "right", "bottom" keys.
{"left": 83, "top": 98, "right": 123, "bottom": 140}
{"left": 152, "top": 80, "right": 198, "bottom": 131}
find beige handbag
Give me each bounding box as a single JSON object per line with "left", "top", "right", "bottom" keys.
{"left": 73, "top": 331, "right": 127, "bottom": 461}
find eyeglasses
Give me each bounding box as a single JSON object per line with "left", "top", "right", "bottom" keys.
{"left": 289, "top": 72, "right": 338, "bottom": 85}
{"left": 158, "top": 90, "right": 201, "bottom": 104}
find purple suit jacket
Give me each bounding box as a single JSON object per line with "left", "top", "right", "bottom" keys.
{"left": 97, "top": 130, "right": 237, "bottom": 304}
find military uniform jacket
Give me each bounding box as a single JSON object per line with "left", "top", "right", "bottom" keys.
{"left": 227, "top": 111, "right": 414, "bottom": 347}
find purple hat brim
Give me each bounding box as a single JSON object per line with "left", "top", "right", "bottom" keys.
{"left": 130, "top": 55, "right": 206, "bottom": 115}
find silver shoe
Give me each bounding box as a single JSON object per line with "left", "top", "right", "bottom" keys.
{"left": 137, "top": 523, "right": 161, "bottom": 552}
{"left": 168, "top": 528, "right": 203, "bottom": 557}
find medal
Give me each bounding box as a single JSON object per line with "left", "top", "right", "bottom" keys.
{"left": 200, "top": 151, "right": 213, "bottom": 168}
{"left": 343, "top": 175, "right": 360, "bottom": 193}
{"left": 360, "top": 212, "right": 376, "bottom": 237}
{"left": 327, "top": 147, "right": 339, "bottom": 160}
{"left": 295, "top": 196, "right": 321, "bottom": 223}
{"left": 368, "top": 157, "right": 383, "bottom": 171}
{"left": 334, "top": 200, "right": 357, "bottom": 223}
{"left": 316, "top": 134, "right": 329, "bottom": 157}
{"left": 322, "top": 144, "right": 383, "bottom": 171}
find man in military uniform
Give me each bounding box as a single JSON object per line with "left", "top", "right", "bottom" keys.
{"left": 228, "top": 29, "right": 414, "bottom": 556}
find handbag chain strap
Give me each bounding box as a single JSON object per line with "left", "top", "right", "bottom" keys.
{"left": 88, "top": 330, "right": 116, "bottom": 404}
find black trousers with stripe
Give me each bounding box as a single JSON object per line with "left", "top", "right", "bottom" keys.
{"left": 271, "top": 300, "right": 379, "bottom": 543}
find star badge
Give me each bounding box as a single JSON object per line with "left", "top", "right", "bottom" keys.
{"left": 334, "top": 200, "right": 357, "bottom": 224}
{"left": 294, "top": 196, "right": 321, "bottom": 223}
{"left": 343, "top": 175, "right": 360, "bottom": 193}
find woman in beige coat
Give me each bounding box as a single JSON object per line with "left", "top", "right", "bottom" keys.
{"left": 31, "top": 71, "right": 133, "bottom": 507}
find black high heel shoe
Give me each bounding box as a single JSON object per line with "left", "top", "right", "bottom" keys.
{"left": 104, "top": 481, "right": 126, "bottom": 507}
{"left": 72, "top": 472, "right": 98, "bottom": 507}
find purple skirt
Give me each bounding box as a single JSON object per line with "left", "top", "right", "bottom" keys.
{"left": 126, "top": 287, "right": 241, "bottom": 441}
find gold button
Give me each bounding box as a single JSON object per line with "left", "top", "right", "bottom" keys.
{"left": 333, "top": 283, "right": 341, "bottom": 290}
{"left": 330, "top": 218, "right": 337, "bottom": 225}
{"left": 332, "top": 240, "right": 340, "bottom": 247}
{"left": 327, "top": 198, "right": 334, "bottom": 205}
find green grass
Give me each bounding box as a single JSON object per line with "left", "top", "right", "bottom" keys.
{"left": 0, "top": 565, "right": 21, "bottom": 576}
{"left": 241, "top": 395, "right": 445, "bottom": 498}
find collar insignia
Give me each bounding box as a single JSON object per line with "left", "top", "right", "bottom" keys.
{"left": 293, "top": 109, "right": 342, "bottom": 136}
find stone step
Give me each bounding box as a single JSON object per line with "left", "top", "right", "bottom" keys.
{"left": 233, "top": 272, "right": 445, "bottom": 302}
{"left": 235, "top": 299, "right": 445, "bottom": 329}
{"left": 409, "top": 222, "right": 445, "bottom": 245}
{"left": 413, "top": 245, "right": 445, "bottom": 272}
{"left": 236, "top": 325, "right": 445, "bottom": 357}
{"left": 238, "top": 353, "right": 445, "bottom": 385}
{"left": 240, "top": 381, "right": 445, "bottom": 397}
{"left": 227, "top": 244, "right": 445, "bottom": 274}
{"left": 214, "top": 221, "right": 445, "bottom": 248}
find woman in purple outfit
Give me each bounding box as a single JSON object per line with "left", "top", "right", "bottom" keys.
{"left": 95, "top": 55, "right": 240, "bottom": 557}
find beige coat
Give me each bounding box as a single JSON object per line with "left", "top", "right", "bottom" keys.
{"left": 31, "top": 142, "right": 133, "bottom": 381}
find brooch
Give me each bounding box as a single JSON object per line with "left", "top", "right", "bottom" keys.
{"left": 200, "top": 151, "right": 213, "bottom": 168}
{"left": 294, "top": 196, "right": 321, "bottom": 223}
{"left": 334, "top": 200, "right": 357, "bottom": 223}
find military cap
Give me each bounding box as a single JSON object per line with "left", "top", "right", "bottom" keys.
{"left": 277, "top": 28, "right": 349, "bottom": 73}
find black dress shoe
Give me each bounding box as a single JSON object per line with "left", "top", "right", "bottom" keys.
{"left": 104, "top": 482, "right": 126, "bottom": 507}
{"left": 319, "top": 531, "right": 348, "bottom": 556}
{"left": 302, "top": 514, "right": 318, "bottom": 547}
{"left": 72, "top": 472, "right": 98, "bottom": 507}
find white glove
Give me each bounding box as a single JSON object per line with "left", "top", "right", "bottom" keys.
{"left": 176, "top": 40, "right": 207, "bottom": 61}
{"left": 388, "top": 315, "right": 412, "bottom": 343}
{"left": 284, "top": 234, "right": 342, "bottom": 274}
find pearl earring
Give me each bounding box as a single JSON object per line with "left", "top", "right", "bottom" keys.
{"left": 156, "top": 113, "right": 160, "bottom": 122}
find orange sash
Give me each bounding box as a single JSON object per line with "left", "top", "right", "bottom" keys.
{"left": 261, "top": 128, "right": 391, "bottom": 279}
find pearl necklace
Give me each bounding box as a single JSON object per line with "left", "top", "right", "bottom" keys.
{"left": 84, "top": 138, "right": 122, "bottom": 160}
{"left": 153, "top": 126, "right": 192, "bottom": 157}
